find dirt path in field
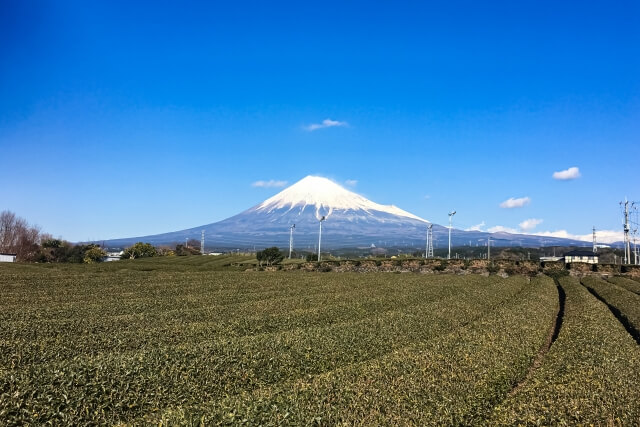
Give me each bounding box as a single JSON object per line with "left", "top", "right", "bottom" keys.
{"left": 581, "top": 279, "right": 640, "bottom": 345}
{"left": 506, "top": 277, "right": 565, "bottom": 397}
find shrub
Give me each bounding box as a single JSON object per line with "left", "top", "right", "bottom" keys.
{"left": 256, "top": 247, "right": 284, "bottom": 266}
{"left": 83, "top": 245, "right": 106, "bottom": 264}
{"left": 121, "top": 242, "right": 158, "bottom": 259}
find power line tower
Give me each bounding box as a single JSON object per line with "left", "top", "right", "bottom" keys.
{"left": 288, "top": 224, "right": 296, "bottom": 259}
{"left": 632, "top": 205, "right": 639, "bottom": 265}
{"left": 621, "top": 198, "right": 634, "bottom": 264}
{"left": 200, "top": 230, "right": 205, "bottom": 254}
{"left": 425, "top": 224, "right": 434, "bottom": 258}
{"left": 592, "top": 226, "right": 597, "bottom": 253}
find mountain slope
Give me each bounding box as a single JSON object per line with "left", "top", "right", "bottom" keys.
{"left": 102, "top": 176, "right": 593, "bottom": 250}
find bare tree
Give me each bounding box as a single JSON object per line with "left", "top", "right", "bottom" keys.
{"left": 0, "top": 210, "right": 42, "bottom": 261}
{"left": 0, "top": 211, "right": 19, "bottom": 251}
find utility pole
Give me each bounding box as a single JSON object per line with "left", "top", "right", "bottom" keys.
{"left": 592, "top": 226, "right": 597, "bottom": 253}
{"left": 318, "top": 216, "right": 326, "bottom": 262}
{"left": 201, "top": 230, "right": 205, "bottom": 254}
{"left": 288, "top": 224, "right": 296, "bottom": 259}
{"left": 425, "top": 226, "right": 428, "bottom": 258}
{"left": 448, "top": 210, "right": 456, "bottom": 260}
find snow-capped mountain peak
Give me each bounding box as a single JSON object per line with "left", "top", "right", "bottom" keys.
{"left": 255, "top": 175, "right": 428, "bottom": 222}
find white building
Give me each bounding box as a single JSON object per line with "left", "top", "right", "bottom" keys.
{"left": 0, "top": 253, "right": 17, "bottom": 263}
{"left": 563, "top": 250, "right": 599, "bottom": 264}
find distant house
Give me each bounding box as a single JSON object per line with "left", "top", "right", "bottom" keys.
{"left": 563, "top": 250, "right": 599, "bottom": 264}
{"left": 0, "top": 253, "right": 17, "bottom": 263}
{"left": 103, "top": 251, "right": 124, "bottom": 262}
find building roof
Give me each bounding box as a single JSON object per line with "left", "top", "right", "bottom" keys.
{"left": 0, "top": 253, "right": 17, "bottom": 256}
{"left": 564, "top": 250, "right": 598, "bottom": 257}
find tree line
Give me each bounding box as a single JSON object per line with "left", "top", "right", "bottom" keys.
{"left": 0, "top": 210, "right": 208, "bottom": 263}
{"left": 0, "top": 210, "right": 108, "bottom": 263}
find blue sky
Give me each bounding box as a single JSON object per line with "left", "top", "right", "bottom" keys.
{"left": 1, "top": 0, "right": 638, "bottom": 242}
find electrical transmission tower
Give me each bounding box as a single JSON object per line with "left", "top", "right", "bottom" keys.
{"left": 425, "top": 224, "right": 434, "bottom": 258}
{"left": 289, "top": 224, "right": 296, "bottom": 259}
{"left": 200, "top": 230, "right": 205, "bottom": 254}
{"left": 592, "top": 226, "right": 597, "bottom": 253}
{"left": 621, "top": 198, "right": 635, "bottom": 264}
{"left": 631, "top": 205, "right": 639, "bottom": 265}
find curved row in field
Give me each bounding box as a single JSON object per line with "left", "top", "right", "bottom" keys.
{"left": 581, "top": 276, "right": 640, "bottom": 343}
{"left": 1, "top": 274, "right": 503, "bottom": 367}
{"left": 3, "top": 265, "right": 639, "bottom": 425}
{"left": 147, "top": 276, "right": 558, "bottom": 425}
{"left": 1, "top": 273, "right": 531, "bottom": 425}
{"left": 607, "top": 275, "right": 640, "bottom": 295}
{"left": 489, "top": 276, "right": 640, "bottom": 424}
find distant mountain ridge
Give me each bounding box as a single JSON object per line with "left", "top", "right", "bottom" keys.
{"left": 101, "top": 176, "right": 595, "bottom": 250}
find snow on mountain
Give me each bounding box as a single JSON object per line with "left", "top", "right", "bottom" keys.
{"left": 254, "top": 175, "right": 428, "bottom": 223}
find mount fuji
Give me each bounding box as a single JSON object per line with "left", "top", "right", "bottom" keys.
{"left": 102, "top": 176, "right": 592, "bottom": 250}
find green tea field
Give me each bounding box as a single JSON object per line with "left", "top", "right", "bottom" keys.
{"left": 1, "top": 257, "right": 639, "bottom": 425}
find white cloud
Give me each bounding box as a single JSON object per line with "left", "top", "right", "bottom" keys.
{"left": 304, "top": 119, "right": 348, "bottom": 131}
{"left": 553, "top": 166, "right": 581, "bottom": 180}
{"left": 532, "top": 229, "right": 623, "bottom": 244}
{"left": 487, "top": 225, "right": 519, "bottom": 234}
{"left": 251, "top": 180, "right": 288, "bottom": 188}
{"left": 465, "top": 221, "right": 486, "bottom": 231}
{"left": 519, "top": 218, "right": 543, "bottom": 231}
{"left": 484, "top": 223, "right": 623, "bottom": 244}
{"left": 499, "top": 197, "right": 531, "bottom": 209}
{"left": 345, "top": 179, "right": 358, "bottom": 186}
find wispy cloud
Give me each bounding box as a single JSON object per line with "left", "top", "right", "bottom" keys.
{"left": 532, "top": 229, "right": 622, "bottom": 244}
{"left": 553, "top": 166, "right": 581, "bottom": 180}
{"left": 424, "top": 195, "right": 431, "bottom": 200}
{"left": 519, "top": 218, "right": 543, "bottom": 231}
{"left": 304, "top": 119, "right": 348, "bottom": 131}
{"left": 251, "top": 180, "right": 288, "bottom": 188}
{"left": 499, "top": 197, "right": 531, "bottom": 209}
{"left": 345, "top": 179, "right": 358, "bottom": 187}
{"left": 483, "top": 226, "right": 622, "bottom": 244}
{"left": 465, "top": 221, "right": 485, "bottom": 231}
{"left": 487, "top": 225, "right": 519, "bottom": 234}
